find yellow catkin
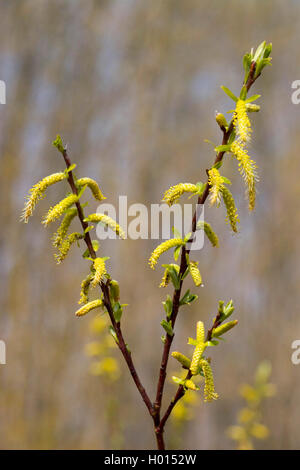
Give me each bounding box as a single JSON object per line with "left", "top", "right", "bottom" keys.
{"left": 162, "top": 183, "right": 198, "bottom": 206}
{"left": 159, "top": 264, "right": 179, "bottom": 288}
{"left": 196, "top": 321, "right": 205, "bottom": 343}
{"left": 189, "top": 261, "right": 202, "bottom": 287}
{"left": 221, "top": 186, "right": 239, "bottom": 233}
{"left": 200, "top": 359, "right": 219, "bottom": 402}
{"left": 231, "top": 141, "right": 258, "bottom": 211}
{"left": 42, "top": 194, "right": 78, "bottom": 226}
{"left": 208, "top": 168, "right": 224, "bottom": 206}
{"left": 76, "top": 177, "right": 106, "bottom": 201}
{"left": 234, "top": 99, "right": 252, "bottom": 143}
{"left": 160, "top": 269, "right": 170, "bottom": 288}
{"left": 171, "top": 351, "right": 191, "bottom": 369}
{"left": 197, "top": 221, "right": 219, "bottom": 247}
{"left": 212, "top": 320, "right": 238, "bottom": 337}
{"left": 149, "top": 238, "right": 184, "bottom": 270}
{"left": 52, "top": 207, "right": 77, "bottom": 247}
{"left": 78, "top": 273, "right": 94, "bottom": 305}
{"left": 75, "top": 299, "right": 103, "bottom": 317}
{"left": 215, "top": 113, "right": 227, "bottom": 129}
{"left": 184, "top": 379, "right": 199, "bottom": 391}
{"left": 92, "top": 257, "right": 107, "bottom": 287}
{"left": 84, "top": 213, "right": 125, "bottom": 239}
{"left": 190, "top": 342, "right": 205, "bottom": 375}
{"left": 246, "top": 104, "right": 260, "bottom": 113}
{"left": 21, "top": 172, "right": 67, "bottom": 222}
{"left": 54, "top": 232, "right": 83, "bottom": 264}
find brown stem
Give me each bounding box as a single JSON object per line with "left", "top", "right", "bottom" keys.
{"left": 154, "top": 62, "right": 260, "bottom": 444}
{"left": 61, "top": 148, "right": 154, "bottom": 418}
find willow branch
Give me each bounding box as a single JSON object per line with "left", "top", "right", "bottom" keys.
{"left": 154, "top": 62, "right": 260, "bottom": 437}
{"left": 60, "top": 149, "right": 154, "bottom": 417}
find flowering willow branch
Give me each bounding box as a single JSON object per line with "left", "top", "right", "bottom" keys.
{"left": 151, "top": 42, "right": 272, "bottom": 448}
{"left": 21, "top": 41, "right": 272, "bottom": 451}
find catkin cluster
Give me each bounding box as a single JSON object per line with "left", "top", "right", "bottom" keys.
{"left": 162, "top": 183, "right": 198, "bottom": 206}
{"left": 231, "top": 100, "right": 258, "bottom": 211}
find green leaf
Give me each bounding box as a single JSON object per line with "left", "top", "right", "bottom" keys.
{"left": 162, "top": 295, "right": 173, "bottom": 318}
{"left": 239, "top": 85, "right": 247, "bottom": 100}
{"left": 113, "top": 302, "right": 123, "bottom": 323}
{"left": 77, "top": 184, "right": 87, "bottom": 199}
{"left": 253, "top": 41, "right": 266, "bottom": 62}
{"left": 255, "top": 57, "right": 272, "bottom": 77}
{"left": 213, "top": 161, "right": 223, "bottom": 170}
{"left": 203, "top": 139, "right": 216, "bottom": 146}
{"left": 224, "top": 299, "right": 235, "bottom": 319}
{"left": 161, "top": 319, "right": 174, "bottom": 336}
{"left": 172, "top": 376, "right": 185, "bottom": 386}
{"left": 52, "top": 134, "right": 65, "bottom": 153}
{"left": 173, "top": 245, "right": 181, "bottom": 261}
{"left": 206, "top": 340, "right": 219, "bottom": 347}
{"left": 184, "top": 232, "right": 192, "bottom": 243}
{"left": 180, "top": 290, "right": 198, "bottom": 306}
{"left": 66, "top": 163, "right": 76, "bottom": 173}
{"left": 222, "top": 176, "right": 232, "bottom": 185}
{"left": 220, "top": 86, "right": 238, "bottom": 102}
{"left": 188, "top": 337, "right": 197, "bottom": 346}
{"left": 82, "top": 240, "right": 100, "bottom": 258}
{"left": 214, "top": 144, "right": 231, "bottom": 153}
{"left": 109, "top": 326, "right": 119, "bottom": 344}
{"left": 227, "top": 130, "right": 236, "bottom": 145}
{"left": 172, "top": 227, "right": 181, "bottom": 238}
{"left": 264, "top": 43, "right": 272, "bottom": 58}
{"left": 243, "top": 53, "right": 252, "bottom": 73}
{"left": 168, "top": 266, "right": 181, "bottom": 290}
{"left": 181, "top": 266, "right": 190, "bottom": 280}
{"left": 161, "top": 335, "right": 166, "bottom": 344}
{"left": 245, "top": 94, "right": 261, "bottom": 103}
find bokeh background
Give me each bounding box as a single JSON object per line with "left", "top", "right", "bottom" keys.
{"left": 0, "top": 0, "right": 299, "bottom": 450}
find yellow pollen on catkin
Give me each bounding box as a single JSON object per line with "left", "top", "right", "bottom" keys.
{"left": 197, "top": 221, "right": 219, "bottom": 247}
{"left": 78, "top": 273, "right": 94, "bottom": 305}
{"left": 42, "top": 194, "right": 78, "bottom": 226}
{"left": 75, "top": 299, "right": 103, "bottom": 317}
{"left": 231, "top": 141, "right": 258, "bottom": 211}
{"left": 52, "top": 207, "right": 77, "bottom": 247}
{"left": 200, "top": 359, "right": 219, "bottom": 402}
{"left": 184, "top": 379, "right": 199, "bottom": 391}
{"left": 212, "top": 320, "right": 238, "bottom": 337}
{"left": 189, "top": 261, "right": 202, "bottom": 287}
{"left": 171, "top": 351, "right": 191, "bottom": 369}
{"left": 149, "top": 238, "right": 185, "bottom": 270}
{"left": 159, "top": 264, "right": 179, "bottom": 288}
{"left": 92, "top": 257, "right": 107, "bottom": 287}
{"left": 234, "top": 99, "right": 252, "bottom": 144}
{"left": 84, "top": 213, "right": 125, "bottom": 239}
{"left": 221, "top": 186, "right": 239, "bottom": 233}
{"left": 76, "top": 178, "right": 106, "bottom": 201}
{"left": 162, "top": 183, "right": 198, "bottom": 206}
{"left": 21, "top": 172, "right": 67, "bottom": 223}
{"left": 54, "top": 232, "right": 83, "bottom": 264}
{"left": 196, "top": 321, "right": 205, "bottom": 343}
{"left": 190, "top": 342, "right": 205, "bottom": 375}
{"left": 208, "top": 168, "right": 224, "bottom": 206}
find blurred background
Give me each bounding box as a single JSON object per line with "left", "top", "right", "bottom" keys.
{"left": 0, "top": 0, "right": 299, "bottom": 450}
